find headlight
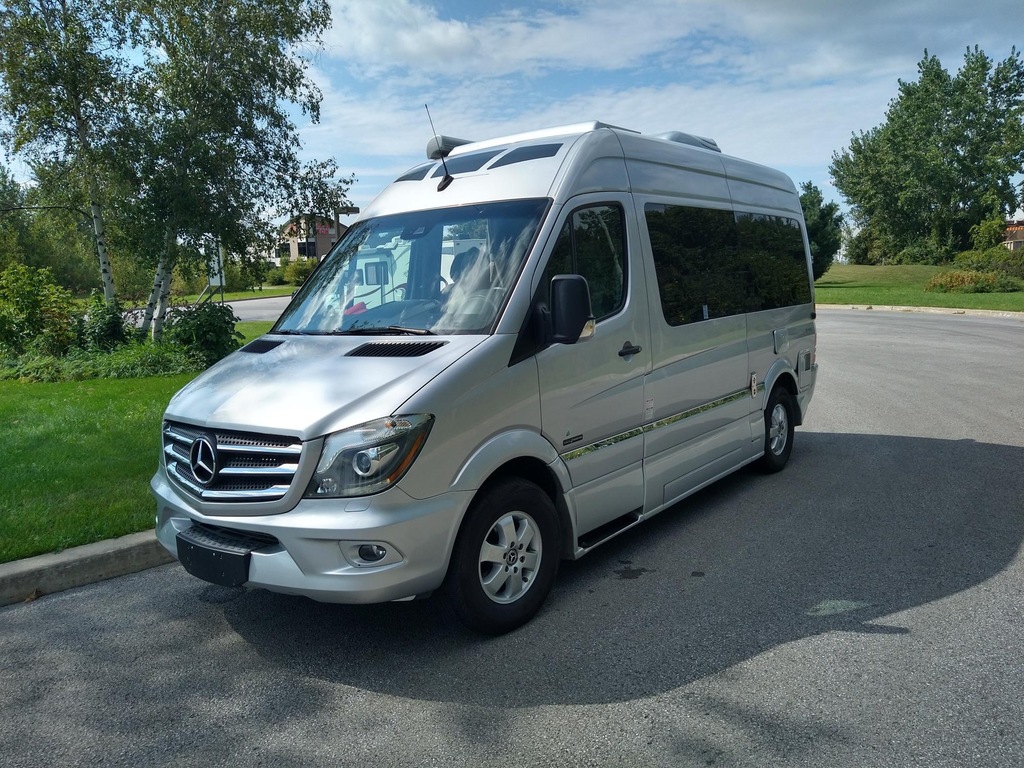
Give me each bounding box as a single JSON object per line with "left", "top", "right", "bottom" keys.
{"left": 305, "top": 415, "right": 434, "bottom": 498}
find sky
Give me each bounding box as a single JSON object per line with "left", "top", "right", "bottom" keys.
{"left": 299, "top": 0, "right": 1024, "bottom": 224}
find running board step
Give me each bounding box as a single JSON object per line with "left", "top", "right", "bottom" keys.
{"left": 577, "top": 509, "right": 643, "bottom": 550}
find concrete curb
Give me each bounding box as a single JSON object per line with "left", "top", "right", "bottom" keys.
{"left": 816, "top": 303, "right": 1024, "bottom": 320}
{"left": 0, "top": 530, "right": 174, "bottom": 608}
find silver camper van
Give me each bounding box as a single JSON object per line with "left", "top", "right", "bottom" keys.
{"left": 153, "top": 122, "right": 818, "bottom": 634}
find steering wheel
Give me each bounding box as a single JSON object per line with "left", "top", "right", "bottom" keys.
{"left": 463, "top": 288, "right": 503, "bottom": 318}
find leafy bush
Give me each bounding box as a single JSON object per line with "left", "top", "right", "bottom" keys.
{"left": 82, "top": 290, "right": 129, "bottom": 351}
{"left": 223, "top": 262, "right": 255, "bottom": 292}
{"left": 172, "top": 260, "right": 261, "bottom": 295}
{"left": 954, "top": 247, "right": 1024, "bottom": 280}
{"left": 0, "top": 343, "right": 202, "bottom": 382}
{"left": 97, "top": 342, "right": 204, "bottom": 378}
{"left": 171, "top": 268, "right": 208, "bottom": 297}
{"left": 164, "top": 301, "right": 243, "bottom": 367}
{"left": 924, "top": 269, "right": 1023, "bottom": 294}
{"left": 0, "top": 264, "right": 81, "bottom": 356}
{"left": 284, "top": 257, "right": 317, "bottom": 285}
{"left": 969, "top": 214, "right": 1008, "bottom": 250}
{"left": 894, "top": 242, "right": 953, "bottom": 265}
{"left": 266, "top": 266, "right": 288, "bottom": 285}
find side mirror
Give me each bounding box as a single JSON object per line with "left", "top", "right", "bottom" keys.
{"left": 550, "top": 274, "right": 595, "bottom": 344}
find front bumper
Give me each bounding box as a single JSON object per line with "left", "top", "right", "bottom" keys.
{"left": 152, "top": 471, "right": 470, "bottom": 604}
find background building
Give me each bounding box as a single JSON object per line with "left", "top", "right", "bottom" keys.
{"left": 1003, "top": 220, "right": 1024, "bottom": 251}
{"left": 272, "top": 209, "right": 358, "bottom": 265}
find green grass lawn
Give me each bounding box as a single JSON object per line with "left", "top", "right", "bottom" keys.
{"left": 0, "top": 374, "right": 195, "bottom": 563}
{"left": 815, "top": 264, "right": 1024, "bottom": 312}
{"left": 0, "top": 321, "right": 274, "bottom": 564}
{"left": 236, "top": 321, "right": 274, "bottom": 343}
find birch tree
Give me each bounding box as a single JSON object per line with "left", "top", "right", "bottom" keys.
{"left": 0, "top": 0, "right": 135, "bottom": 303}
{"left": 122, "top": 0, "right": 352, "bottom": 338}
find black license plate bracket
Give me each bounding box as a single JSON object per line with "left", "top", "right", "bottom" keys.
{"left": 176, "top": 528, "right": 252, "bottom": 587}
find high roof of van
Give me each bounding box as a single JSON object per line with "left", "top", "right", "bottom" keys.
{"left": 360, "top": 122, "right": 801, "bottom": 219}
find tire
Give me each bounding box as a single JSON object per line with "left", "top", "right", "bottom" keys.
{"left": 759, "top": 386, "right": 795, "bottom": 473}
{"left": 443, "top": 478, "right": 561, "bottom": 635}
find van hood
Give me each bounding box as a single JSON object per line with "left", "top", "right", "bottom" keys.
{"left": 165, "top": 334, "right": 486, "bottom": 439}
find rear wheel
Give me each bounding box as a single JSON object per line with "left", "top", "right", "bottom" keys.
{"left": 443, "top": 478, "right": 560, "bottom": 635}
{"left": 759, "top": 386, "right": 795, "bottom": 473}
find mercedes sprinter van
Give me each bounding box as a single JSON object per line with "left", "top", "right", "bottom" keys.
{"left": 152, "top": 121, "right": 818, "bottom": 634}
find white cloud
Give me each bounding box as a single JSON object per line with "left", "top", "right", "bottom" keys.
{"left": 325, "top": 0, "right": 1023, "bottom": 85}
{"left": 325, "top": 0, "right": 721, "bottom": 78}
{"left": 305, "top": 0, "right": 1024, "bottom": 213}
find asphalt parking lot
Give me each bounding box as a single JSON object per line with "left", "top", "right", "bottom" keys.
{"left": 2, "top": 308, "right": 1023, "bottom": 767}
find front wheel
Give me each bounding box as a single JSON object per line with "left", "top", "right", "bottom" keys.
{"left": 443, "top": 478, "right": 561, "bottom": 635}
{"left": 759, "top": 386, "right": 795, "bottom": 473}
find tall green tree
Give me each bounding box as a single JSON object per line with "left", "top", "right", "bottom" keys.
{"left": 799, "top": 181, "right": 844, "bottom": 279}
{"left": 0, "top": 0, "right": 136, "bottom": 302}
{"left": 830, "top": 47, "right": 1024, "bottom": 263}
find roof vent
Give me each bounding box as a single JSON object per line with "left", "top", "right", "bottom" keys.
{"left": 652, "top": 131, "right": 721, "bottom": 153}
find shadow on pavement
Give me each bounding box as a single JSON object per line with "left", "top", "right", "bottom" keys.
{"left": 215, "top": 430, "right": 1024, "bottom": 706}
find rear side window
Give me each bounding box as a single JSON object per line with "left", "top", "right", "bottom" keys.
{"left": 542, "top": 204, "right": 626, "bottom": 321}
{"left": 645, "top": 204, "right": 811, "bottom": 326}
{"left": 735, "top": 213, "right": 813, "bottom": 311}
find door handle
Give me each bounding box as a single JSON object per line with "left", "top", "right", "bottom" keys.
{"left": 618, "top": 341, "right": 642, "bottom": 358}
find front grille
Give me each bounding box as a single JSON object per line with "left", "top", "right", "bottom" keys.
{"left": 163, "top": 421, "right": 303, "bottom": 503}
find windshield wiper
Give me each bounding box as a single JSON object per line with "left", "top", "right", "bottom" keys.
{"left": 335, "top": 326, "right": 436, "bottom": 336}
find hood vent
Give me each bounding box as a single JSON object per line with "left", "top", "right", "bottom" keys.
{"left": 348, "top": 341, "right": 448, "bottom": 358}
{"left": 241, "top": 339, "right": 284, "bottom": 354}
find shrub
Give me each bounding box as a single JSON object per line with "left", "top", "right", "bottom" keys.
{"left": 954, "top": 247, "right": 1024, "bottom": 280}
{"left": 223, "top": 262, "right": 252, "bottom": 292}
{"left": 0, "top": 343, "right": 202, "bottom": 382}
{"left": 82, "top": 290, "right": 129, "bottom": 351}
{"left": 266, "top": 266, "right": 288, "bottom": 285}
{"left": 284, "top": 257, "right": 317, "bottom": 286}
{"left": 894, "top": 242, "right": 953, "bottom": 265}
{"left": 924, "top": 269, "right": 1023, "bottom": 294}
{"left": 164, "top": 301, "right": 243, "bottom": 367}
{"left": 171, "top": 268, "right": 208, "bottom": 297}
{"left": 0, "top": 264, "right": 81, "bottom": 356}
{"left": 97, "top": 342, "right": 204, "bottom": 378}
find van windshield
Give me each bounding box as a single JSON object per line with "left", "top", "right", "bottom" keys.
{"left": 274, "top": 199, "right": 550, "bottom": 336}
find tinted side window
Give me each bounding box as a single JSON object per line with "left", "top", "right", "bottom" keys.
{"left": 735, "top": 214, "right": 812, "bottom": 310}
{"left": 543, "top": 204, "right": 626, "bottom": 321}
{"left": 645, "top": 204, "right": 742, "bottom": 325}
{"left": 645, "top": 204, "right": 811, "bottom": 326}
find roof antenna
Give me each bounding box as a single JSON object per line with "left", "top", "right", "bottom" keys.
{"left": 425, "top": 104, "right": 454, "bottom": 191}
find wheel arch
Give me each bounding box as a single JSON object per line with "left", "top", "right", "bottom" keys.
{"left": 476, "top": 457, "right": 575, "bottom": 560}
{"left": 449, "top": 430, "right": 575, "bottom": 560}
{"left": 762, "top": 364, "right": 802, "bottom": 425}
